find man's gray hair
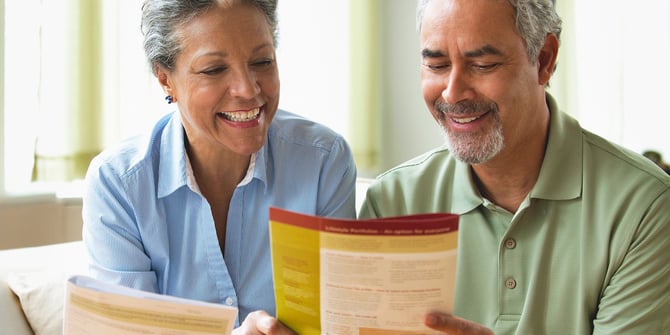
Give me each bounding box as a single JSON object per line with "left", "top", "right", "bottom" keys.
{"left": 416, "top": 0, "right": 561, "bottom": 65}
{"left": 141, "top": 0, "right": 279, "bottom": 76}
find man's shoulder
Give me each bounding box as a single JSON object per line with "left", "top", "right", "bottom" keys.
{"left": 378, "top": 146, "right": 455, "bottom": 180}
{"left": 581, "top": 128, "right": 670, "bottom": 188}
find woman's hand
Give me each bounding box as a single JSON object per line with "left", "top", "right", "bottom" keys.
{"left": 424, "top": 311, "right": 494, "bottom": 335}
{"left": 233, "top": 310, "right": 297, "bottom": 335}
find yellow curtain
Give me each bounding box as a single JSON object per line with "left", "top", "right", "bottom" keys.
{"left": 31, "top": 0, "right": 104, "bottom": 181}
{"left": 348, "top": 0, "right": 380, "bottom": 174}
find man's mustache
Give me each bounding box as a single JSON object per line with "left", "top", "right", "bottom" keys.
{"left": 435, "top": 100, "right": 499, "bottom": 115}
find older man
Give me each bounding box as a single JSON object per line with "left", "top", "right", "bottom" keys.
{"left": 359, "top": 0, "right": 670, "bottom": 334}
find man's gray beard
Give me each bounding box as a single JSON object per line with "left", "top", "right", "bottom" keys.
{"left": 441, "top": 122, "right": 504, "bottom": 164}
{"left": 436, "top": 101, "right": 504, "bottom": 164}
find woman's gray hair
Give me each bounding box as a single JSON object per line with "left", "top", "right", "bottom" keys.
{"left": 416, "top": 0, "right": 562, "bottom": 65}
{"left": 141, "top": 0, "right": 279, "bottom": 76}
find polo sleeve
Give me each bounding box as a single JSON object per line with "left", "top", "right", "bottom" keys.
{"left": 593, "top": 188, "right": 670, "bottom": 334}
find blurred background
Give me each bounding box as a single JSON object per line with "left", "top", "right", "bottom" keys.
{"left": 1, "top": 0, "right": 669, "bottom": 248}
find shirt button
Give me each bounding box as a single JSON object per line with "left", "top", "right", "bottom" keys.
{"left": 505, "top": 278, "right": 517, "bottom": 289}
{"left": 504, "top": 238, "right": 517, "bottom": 249}
{"left": 225, "top": 297, "right": 234, "bottom": 306}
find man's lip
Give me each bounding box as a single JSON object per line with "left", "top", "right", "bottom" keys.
{"left": 446, "top": 111, "right": 490, "bottom": 129}
{"left": 449, "top": 112, "right": 487, "bottom": 124}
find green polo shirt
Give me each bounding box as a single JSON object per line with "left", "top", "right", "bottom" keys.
{"left": 359, "top": 95, "right": 670, "bottom": 334}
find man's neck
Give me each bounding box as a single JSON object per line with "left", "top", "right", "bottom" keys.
{"left": 471, "top": 117, "right": 550, "bottom": 212}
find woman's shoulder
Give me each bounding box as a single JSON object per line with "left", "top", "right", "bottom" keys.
{"left": 89, "top": 112, "right": 177, "bottom": 178}
{"left": 269, "top": 109, "right": 346, "bottom": 150}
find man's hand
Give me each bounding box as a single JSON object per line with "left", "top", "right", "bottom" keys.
{"left": 233, "top": 310, "right": 297, "bottom": 335}
{"left": 424, "top": 311, "right": 494, "bottom": 335}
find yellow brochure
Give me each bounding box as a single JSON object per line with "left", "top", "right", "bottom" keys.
{"left": 269, "top": 207, "right": 459, "bottom": 335}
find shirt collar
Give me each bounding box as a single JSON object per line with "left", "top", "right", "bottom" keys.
{"left": 157, "top": 112, "right": 188, "bottom": 198}
{"left": 157, "top": 112, "right": 268, "bottom": 198}
{"left": 452, "top": 159, "right": 484, "bottom": 214}
{"left": 530, "top": 93, "right": 582, "bottom": 200}
{"left": 452, "top": 93, "right": 582, "bottom": 211}
{"left": 253, "top": 141, "right": 269, "bottom": 190}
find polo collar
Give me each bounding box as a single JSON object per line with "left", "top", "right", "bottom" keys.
{"left": 530, "top": 94, "right": 582, "bottom": 200}
{"left": 451, "top": 94, "right": 582, "bottom": 211}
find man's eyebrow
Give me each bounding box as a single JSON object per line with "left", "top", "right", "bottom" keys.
{"left": 421, "top": 48, "right": 446, "bottom": 59}
{"left": 421, "top": 44, "right": 503, "bottom": 59}
{"left": 464, "top": 44, "right": 503, "bottom": 58}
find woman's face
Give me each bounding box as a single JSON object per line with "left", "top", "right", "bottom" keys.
{"left": 159, "top": 3, "right": 280, "bottom": 156}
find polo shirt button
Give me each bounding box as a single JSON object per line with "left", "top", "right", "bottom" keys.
{"left": 225, "top": 297, "right": 234, "bottom": 306}
{"left": 504, "top": 238, "right": 517, "bottom": 249}
{"left": 505, "top": 278, "right": 517, "bottom": 289}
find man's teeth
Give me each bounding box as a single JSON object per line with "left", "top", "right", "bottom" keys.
{"left": 453, "top": 115, "right": 480, "bottom": 124}
{"left": 220, "top": 108, "right": 260, "bottom": 122}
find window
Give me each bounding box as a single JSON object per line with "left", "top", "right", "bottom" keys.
{"left": 550, "top": 0, "right": 670, "bottom": 161}
{"left": 2, "top": 0, "right": 168, "bottom": 197}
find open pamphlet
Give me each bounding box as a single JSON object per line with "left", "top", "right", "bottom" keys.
{"left": 63, "top": 275, "right": 237, "bottom": 335}
{"left": 269, "top": 207, "right": 459, "bottom": 335}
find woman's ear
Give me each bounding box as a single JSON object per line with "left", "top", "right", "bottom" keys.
{"left": 537, "top": 33, "right": 559, "bottom": 86}
{"left": 155, "top": 64, "right": 173, "bottom": 96}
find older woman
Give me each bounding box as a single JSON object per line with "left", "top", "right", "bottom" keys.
{"left": 82, "top": 0, "right": 355, "bottom": 333}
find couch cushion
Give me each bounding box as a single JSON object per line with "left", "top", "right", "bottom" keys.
{"left": 7, "top": 271, "right": 70, "bottom": 335}
{"left": 0, "top": 241, "right": 87, "bottom": 335}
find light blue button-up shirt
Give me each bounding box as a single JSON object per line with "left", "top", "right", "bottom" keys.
{"left": 82, "top": 109, "right": 356, "bottom": 325}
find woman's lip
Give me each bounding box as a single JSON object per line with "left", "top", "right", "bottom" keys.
{"left": 218, "top": 107, "right": 262, "bottom": 122}
{"left": 217, "top": 107, "right": 264, "bottom": 128}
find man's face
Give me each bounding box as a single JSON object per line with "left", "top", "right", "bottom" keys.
{"left": 419, "top": 0, "right": 546, "bottom": 164}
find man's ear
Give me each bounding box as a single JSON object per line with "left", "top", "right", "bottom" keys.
{"left": 537, "top": 33, "right": 559, "bottom": 86}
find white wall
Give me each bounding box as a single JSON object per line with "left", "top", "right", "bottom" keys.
{"left": 377, "top": 0, "right": 444, "bottom": 173}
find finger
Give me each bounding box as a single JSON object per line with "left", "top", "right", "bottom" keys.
{"left": 252, "top": 312, "right": 296, "bottom": 335}
{"left": 424, "top": 312, "right": 494, "bottom": 335}
{"left": 234, "top": 310, "right": 271, "bottom": 335}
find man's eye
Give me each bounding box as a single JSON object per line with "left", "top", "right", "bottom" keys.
{"left": 425, "top": 63, "right": 450, "bottom": 71}
{"left": 474, "top": 63, "right": 499, "bottom": 71}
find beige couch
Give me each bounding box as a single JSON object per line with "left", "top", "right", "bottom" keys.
{"left": 0, "top": 241, "right": 87, "bottom": 335}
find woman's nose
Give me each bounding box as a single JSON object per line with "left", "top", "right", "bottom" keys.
{"left": 229, "top": 68, "right": 261, "bottom": 98}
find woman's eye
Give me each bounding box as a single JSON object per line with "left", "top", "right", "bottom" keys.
{"left": 201, "top": 66, "right": 226, "bottom": 75}
{"left": 252, "top": 59, "right": 274, "bottom": 68}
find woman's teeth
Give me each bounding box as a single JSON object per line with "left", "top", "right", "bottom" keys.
{"left": 219, "top": 108, "right": 261, "bottom": 122}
